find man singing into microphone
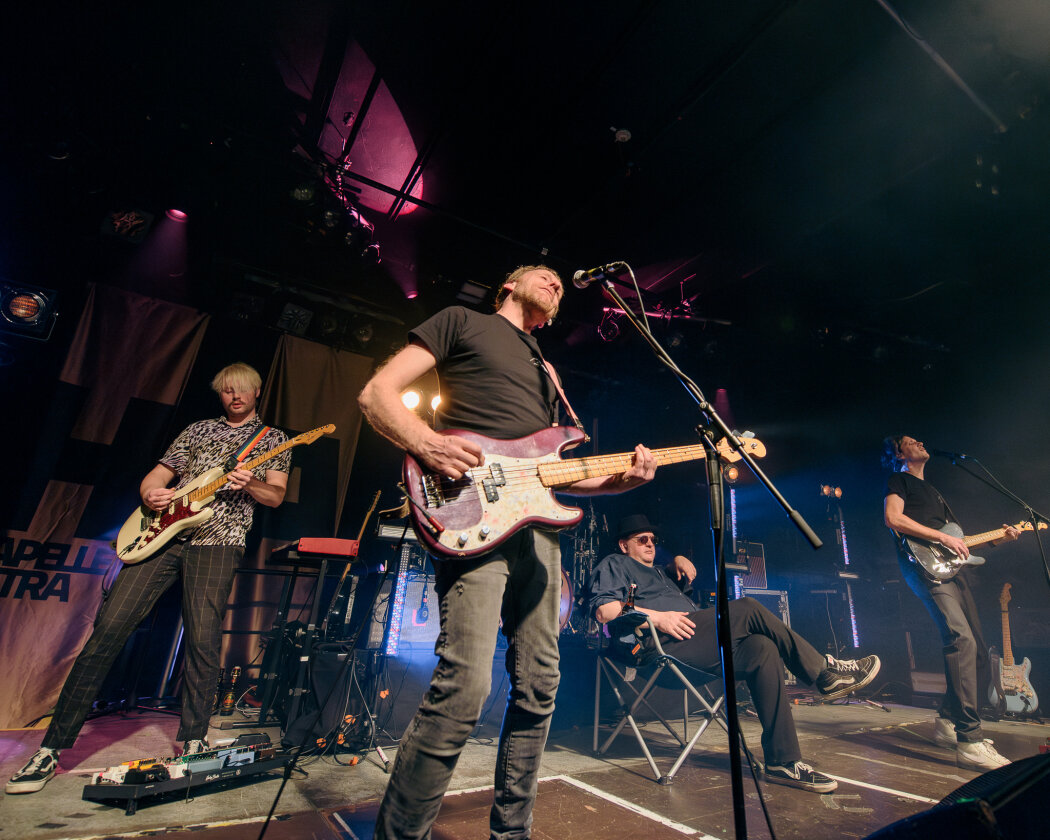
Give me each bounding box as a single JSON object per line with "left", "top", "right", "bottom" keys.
{"left": 358, "top": 264, "right": 657, "bottom": 839}
{"left": 882, "top": 434, "right": 1018, "bottom": 770}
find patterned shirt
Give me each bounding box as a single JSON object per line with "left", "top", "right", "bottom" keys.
{"left": 160, "top": 416, "right": 291, "bottom": 546}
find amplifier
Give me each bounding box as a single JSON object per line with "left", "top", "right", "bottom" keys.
{"left": 741, "top": 587, "right": 795, "bottom": 685}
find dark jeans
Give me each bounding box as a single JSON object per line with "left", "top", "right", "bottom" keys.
{"left": 374, "top": 529, "right": 561, "bottom": 840}
{"left": 900, "top": 559, "right": 989, "bottom": 742}
{"left": 661, "top": 597, "right": 828, "bottom": 765}
{"left": 42, "top": 543, "right": 242, "bottom": 749}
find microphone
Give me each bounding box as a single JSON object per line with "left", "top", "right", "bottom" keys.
{"left": 572, "top": 262, "right": 626, "bottom": 289}
{"left": 928, "top": 447, "right": 968, "bottom": 460}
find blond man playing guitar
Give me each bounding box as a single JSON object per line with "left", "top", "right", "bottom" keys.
{"left": 7, "top": 363, "right": 290, "bottom": 795}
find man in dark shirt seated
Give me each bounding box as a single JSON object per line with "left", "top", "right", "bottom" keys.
{"left": 586, "top": 514, "right": 881, "bottom": 793}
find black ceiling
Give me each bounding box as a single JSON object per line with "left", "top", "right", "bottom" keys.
{"left": 6, "top": 0, "right": 1050, "bottom": 513}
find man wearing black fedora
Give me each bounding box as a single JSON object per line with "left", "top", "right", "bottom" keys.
{"left": 585, "top": 513, "right": 881, "bottom": 793}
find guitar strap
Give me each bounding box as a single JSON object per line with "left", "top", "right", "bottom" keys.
{"left": 224, "top": 424, "right": 272, "bottom": 471}
{"left": 515, "top": 330, "right": 590, "bottom": 441}
{"left": 540, "top": 360, "right": 589, "bottom": 440}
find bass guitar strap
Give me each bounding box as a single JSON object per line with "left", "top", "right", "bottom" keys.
{"left": 540, "top": 360, "right": 589, "bottom": 441}
{"left": 514, "top": 329, "right": 589, "bottom": 442}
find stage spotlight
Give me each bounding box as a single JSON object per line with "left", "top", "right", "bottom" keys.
{"left": 430, "top": 394, "right": 442, "bottom": 411}
{"left": 361, "top": 242, "right": 381, "bottom": 265}
{"left": 275, "top": 302, "right": 313, "bottom": 336}
{"left": 0, "top": 283, "right": 59, "bottom": 340}
{"left": 401, "top": 390, "right": 421, "bottom": 410}
{"left": 101, "top": 208, "right": 154, "bottom": 243}
{"left": 290, "top": 182, "right": 317, "bottom": 202}
{"left": 352, "top": 321, "right": 374, "bottom": 349}
{"left": 165, "top": 208, "right": 188, "bottom": 222}
{"left": 722, "top": 464, "right": 740, "bottom": 484}
{"left": 819, "top": 485, "right": 843, "bottom": 499}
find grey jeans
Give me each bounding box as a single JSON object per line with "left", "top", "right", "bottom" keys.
{"left": 375, "top": 528, "right": 562, "bottom": 840}
{"left": 900, "top": 558, "right": 989, "bottom": 742}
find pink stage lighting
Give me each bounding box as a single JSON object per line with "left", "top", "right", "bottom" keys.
{"left": 165, "top": 209, "right": 188, "bottom": 222}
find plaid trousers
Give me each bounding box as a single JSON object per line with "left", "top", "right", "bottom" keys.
{"left": 42, "top": 542, "right": 243, "bottom": 749}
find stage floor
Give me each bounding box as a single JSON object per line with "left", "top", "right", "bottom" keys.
{"left": 1, "top": 700, "right": 1046, "bottom": 840}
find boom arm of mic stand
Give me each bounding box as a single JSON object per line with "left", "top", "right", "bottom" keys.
{"left": 945, "top": 456, "right": 1050, "bottom": 591}
{"left": 600, "top": 279, "right": 822, "bottom": 550}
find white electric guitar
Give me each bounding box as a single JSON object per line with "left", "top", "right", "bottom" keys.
{"left": 988, "top": 582, "right": 1039, "bottom": 714}
{"left": 115, "top": 424, "right": 334, "bottom": 564}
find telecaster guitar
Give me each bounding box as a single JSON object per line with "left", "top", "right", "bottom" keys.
{"left": 988, "top": 582, "right": 1038, "bottom": 714}
{"left": 115, "top": 424, "right": 335, "bottom": 564}
{"left": 900, "top": 520, "right": 1045, "bottom": 581}
{"left": 403, "top": 426, "right": 765, "bottom": 559}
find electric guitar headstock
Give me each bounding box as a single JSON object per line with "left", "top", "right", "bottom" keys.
{"left": 999, "top": 582, "right": 1012, "bottom": 611}
{"left": 1015, "top": 520, "right": 1047, "bottom": 534}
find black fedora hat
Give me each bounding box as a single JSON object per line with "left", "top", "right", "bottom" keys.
{"left": 616, "top": 513, "right": 657, "bottom": 541}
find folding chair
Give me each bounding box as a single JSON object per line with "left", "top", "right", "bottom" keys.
{"left": 593, "top": 611, "right": 729, "bottom": 785}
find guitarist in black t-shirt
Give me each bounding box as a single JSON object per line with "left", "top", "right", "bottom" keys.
{"left": 883, "top": 434, "right": 1019, "bottom": 771}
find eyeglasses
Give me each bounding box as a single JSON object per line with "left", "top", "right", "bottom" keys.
{"left": 631, "top": 534, "right": 658, "bottom": 546}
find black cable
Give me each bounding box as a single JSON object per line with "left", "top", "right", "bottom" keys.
{"left": 257, "top": 520, "right": 406, "bottom": 840}
{"left": 736, "top": 728, "right": 777, "bottom": 840}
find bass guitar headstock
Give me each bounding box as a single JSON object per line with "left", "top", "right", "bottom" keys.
{"left": 715, "top": 434, "right": 766, "bottom": 463}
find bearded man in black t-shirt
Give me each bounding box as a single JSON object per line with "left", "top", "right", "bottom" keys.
{"left": 358, "top": 265, "right": 657, "bottom": 840}
{"left": 883, "top": 434, "right": 1018, "bottom": 771}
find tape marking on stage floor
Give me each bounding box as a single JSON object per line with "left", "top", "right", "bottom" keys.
{"left": 545, "top": 774, "right": 719, "bottom": 838}
{"left": 834, "top": 752, "right": 968, "bottom": 784}
{"left": 824, "top": 773, "right": 939, "bottom": 803}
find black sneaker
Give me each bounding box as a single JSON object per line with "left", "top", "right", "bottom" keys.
{"left": 816, "top": 654, "right": 881, "bottom": 700}
{"left": 182, "top": 739, "right": 209, "bottom": 755}
{"left": 765, "top": 760, "right": 838, "bottom": 793}
{"left": 5, "top": 747, "right": 59, "bottom": 794}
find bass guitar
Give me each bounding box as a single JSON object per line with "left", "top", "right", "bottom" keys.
{"left": 403, "top": 426, "right": 765, "bottom": 559}
{"left": 899, "top": 520, "right": 1045, "bottom": 581}
{"left": 116, "top": 424, "right": 336, "bottom": 564}
{"left": 988, "top": 582, "right": 1039, "bottom": 714}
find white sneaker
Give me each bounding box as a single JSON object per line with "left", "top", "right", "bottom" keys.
{"left": 957, "top": 739, "right": 1010, "bottom": 771}
{"left": 933, "top": 717, "right": 956, "bottom": 749}
{"left": 5, "top": 747, "right": 59, "bottom": 794}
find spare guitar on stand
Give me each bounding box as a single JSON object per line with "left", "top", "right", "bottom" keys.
{"left": 988, "top": 582, "right": 1040, "bottom": 718}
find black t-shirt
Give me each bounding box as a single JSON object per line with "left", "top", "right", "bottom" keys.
{"left": 410, "top": 306, "right": 559, "bottom": 439}
{"left": 586, "top": 552, "right": 696, "bottom": 619}
{"left": 885, "top": 471, "right": 954, "bottom": 530}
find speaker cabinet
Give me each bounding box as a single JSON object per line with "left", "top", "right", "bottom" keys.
{"left": 864, "top": 753, "right": 1050, "bottom": 839}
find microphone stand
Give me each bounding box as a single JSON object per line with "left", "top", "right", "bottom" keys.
{"left": 940, "top": 456, "right": 1050, "bottom": 591}
{"left": 599, "top": 276, "right": 822, "bottom": 840}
